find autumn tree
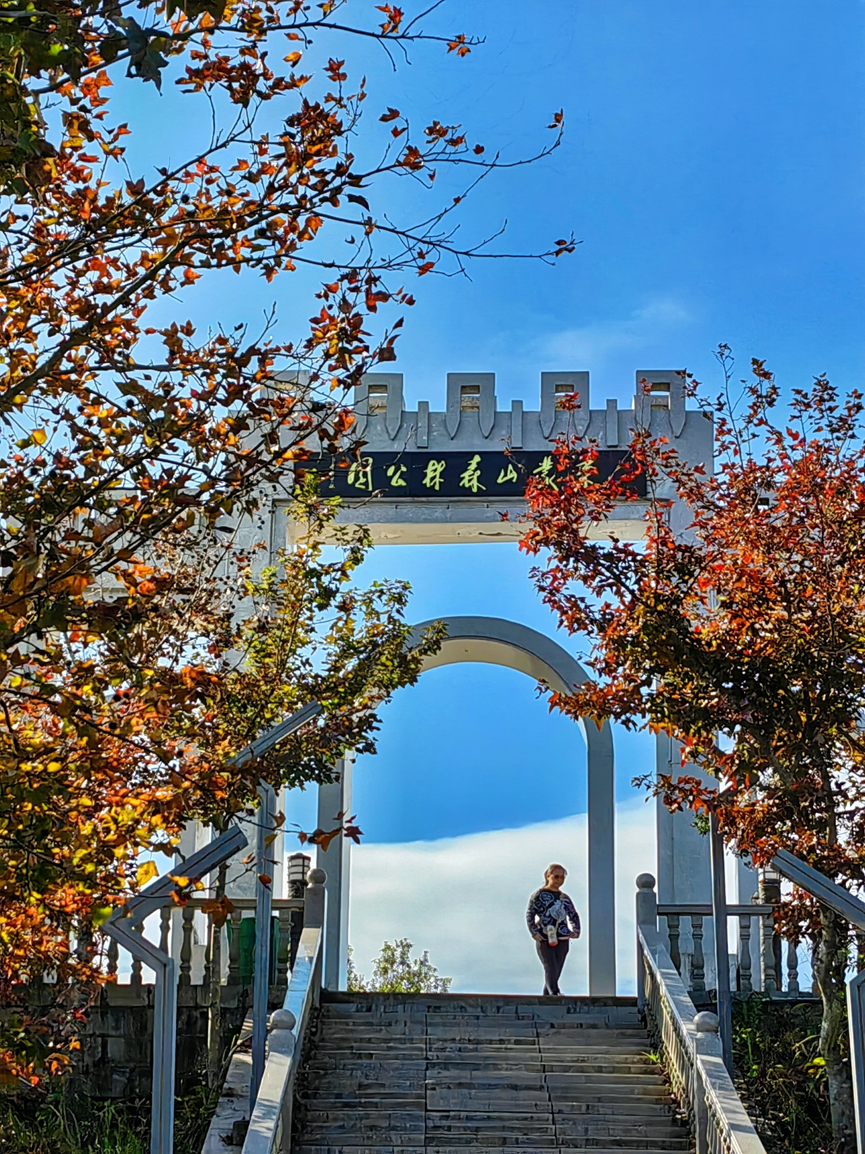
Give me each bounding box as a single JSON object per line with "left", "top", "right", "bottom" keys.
{"left": 347, "top": 938, "right": 452, "bottom": 994}
{"left": 0, "top": 0, "right": 572, "bottom": 1078}
{"left": 523, "top": 350, "right": 865, "bottom": 1150}
{"left": 0, "top": 486, "right": 442, "bottom": 1080}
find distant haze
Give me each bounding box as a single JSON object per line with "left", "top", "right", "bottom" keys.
{"left": 348, "top": 797, "right": 655, "bottom": 997}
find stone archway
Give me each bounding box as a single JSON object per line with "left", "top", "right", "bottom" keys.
{"left": 316, "top": 615, "right": 617, "bottom": 996}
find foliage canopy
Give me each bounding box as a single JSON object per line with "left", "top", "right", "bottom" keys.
{"left": 0, "top": 0, "right": 570, "bottom": 1080}
{"left": 524, "top": 349, "right": 865, "bottom": 1145}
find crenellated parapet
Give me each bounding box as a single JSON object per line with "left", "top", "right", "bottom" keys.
{"left": 346, "top": 369, "right": 703, "bottom": 453}
{"left": 279, "top": 367, "right": 712, "bottom": 545}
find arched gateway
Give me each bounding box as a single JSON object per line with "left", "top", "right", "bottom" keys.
{"left": 315, "top": 615, "right": 617, "bottom": 997}
{"left": 254, "top": 367, "right": 723, "bottom": 996}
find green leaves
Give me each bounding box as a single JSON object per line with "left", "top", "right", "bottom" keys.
{"left": 347, "top": 939, "right": 451, "bottom": 995}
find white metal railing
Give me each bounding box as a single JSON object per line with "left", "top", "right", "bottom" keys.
{"left": 770, "top": 848, "right": 865, "bottom": 1154}
{"left": 242, "top": 869, "right": 326, "bottom": 1154}
{"left": 636, "top": 873, "right": 768, "bottom": 1154}
{"left": 657, "top": 899, "right": 806, "bottom": 998}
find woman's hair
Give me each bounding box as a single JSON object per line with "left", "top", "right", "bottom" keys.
{"left": 545, "top": 863, "right": 567, "bottom": 878}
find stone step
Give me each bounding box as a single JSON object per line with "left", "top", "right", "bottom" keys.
{"left": 305, "top": 1063, "right": 664, "bottom": 1082}
{"left": 301, "top": 1111, "right": 684, "bottom": 1135}
{"left": 304, "top": 1059, "right": 657, "bottom": 1083}
{"left": 303, "top": 1091, "right": 678, "bottom": 1120}
{"left": 297, "top": 1147, "right": 687, "bottom": 1154}
{"left": 320, "top": 1006, "right": 644, "bottom": 1018}
{"left": 300, "top": 1132, "right": 689, "bottom": 1152}
{"left": 294, "top": 996, "right": 687, "bottom": 1154}
{"left": 314, "top": 1037, "right": 651, "bottom": 1055}
{"left": 319, "top": 1017, "right": 643, "bottom": 1033}
{"left": 301, "top": 1090, "right": 670, "bottom": 1107}
{"left": 318, "top": 1025, "right": 649, "bottom": 1039}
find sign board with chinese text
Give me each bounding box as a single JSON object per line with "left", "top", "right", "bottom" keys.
{"left": 296, "top": 449, "right": 646, "bottom": 500}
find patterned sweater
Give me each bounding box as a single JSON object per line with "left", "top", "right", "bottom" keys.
{"left": 525, "top": 888, "right": 581, "bottom": 941}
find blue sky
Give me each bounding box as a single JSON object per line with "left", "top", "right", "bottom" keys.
{"left": 282, "top": 1, "right": 865, "bottom": 824}
{"left": 115, "top": 2, "right": 865, "bottom": 987}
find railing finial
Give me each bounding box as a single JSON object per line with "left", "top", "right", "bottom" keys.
{"left": 304, "top": 868, "right": 326, "bottom": 930}
{"left": 269, "top": 1008, "right": 297, "bottom": 1031}
{"left": 694, "top": 1011, "right": 719, "bottom": 1034}
{"left": 636, "top": 872, "right": 656, "bottom": 890}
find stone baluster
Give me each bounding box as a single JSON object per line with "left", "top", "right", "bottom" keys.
{"left": 275, "top": 907, "right": 292, "bottom": 993}
{"left": 759, "top": 868, "right": 782, "bottom": 994}
{"left": 690, "top": 916, "right": 706, "bottom": 993}
{"left": 202, "top": 910, "right": 213, "bottom": 993}
{"left": 761, "top": 911, "right": 777, "bottom": 995}
{"left": 158, "top": 905, "right": 171, "bottom": 955}
{"left": 179, "top": 904, "right": 195, "bottom": 987}
{"left": 666, "top": 913, "right": 681, "bottom": 976}
{"left": 107, "top": 934, "right": 119, "bottom": 977}
{"left": 635, "top": 874, "right": 657, "bottom": 1014}
{"left": 786, "top": 938, "right": 800, "bottom": 995}
{"left": 738, "top": 914, "right": 753, "bottom": 993}
{"left": 227, "top": 909, "right": 242, "bottom": 987}
{"left": 130, "top": 923, "right": 143, "bottom": 987}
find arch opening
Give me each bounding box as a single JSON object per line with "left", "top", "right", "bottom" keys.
{"left": 318, "top": 616, "right": 616, "bottom": 996}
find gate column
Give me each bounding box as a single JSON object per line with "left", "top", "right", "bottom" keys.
{"left": 316, "top": 754, "right": 353, "bottom": 990}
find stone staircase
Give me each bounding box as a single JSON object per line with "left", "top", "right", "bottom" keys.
{"left": 291, "top": 993, "right": 691, "bottom": 1153}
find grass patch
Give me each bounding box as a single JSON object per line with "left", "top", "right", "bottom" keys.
{"left": 0, "top": 1078, "right": 218, "bottom": 1154}
{"left": 732, "top": 995, "right": 833, "bottom": 1154}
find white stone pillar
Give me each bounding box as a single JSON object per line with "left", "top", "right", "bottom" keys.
{"left": 655, "top": 733, "right": 716, "bottom": 988}
{"left": 316, "top": 755, "right": 353, "bottom": 989}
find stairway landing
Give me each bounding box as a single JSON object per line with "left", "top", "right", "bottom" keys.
{"left": 292, "top": 993, "right": 690, "bottom": 1153}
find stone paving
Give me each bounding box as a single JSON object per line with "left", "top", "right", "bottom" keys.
{"left": 292, "top": 993, "right": 691, "bottom": 1153}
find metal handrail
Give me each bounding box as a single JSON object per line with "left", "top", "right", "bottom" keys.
{"left": 770, "top": 849, "right": 865, "bottom": 1153}
{"left": 637, "top": 875, "right": 768, "bottom": 1154}
{"left": 658, "top": 903, "right": 774, "bottom": 917}
{"left": 242, "top": 871, "right": 326, "bottom": 1154}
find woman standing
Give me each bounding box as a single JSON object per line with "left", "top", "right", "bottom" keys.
{"left": 525, "top": 863, "right": 581, "bottom": 996}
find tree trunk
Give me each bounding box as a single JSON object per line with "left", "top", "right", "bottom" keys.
{"left": 814, "top": 907, "right": 856, "bottom": 1152}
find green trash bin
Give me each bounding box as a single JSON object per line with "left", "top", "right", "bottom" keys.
{"left": 227, "top": 915, "right": 281, "bottom": 987}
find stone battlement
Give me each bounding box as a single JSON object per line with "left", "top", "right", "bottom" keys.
{"left": 347, "top": 369, "right": 703, "bottom": 453}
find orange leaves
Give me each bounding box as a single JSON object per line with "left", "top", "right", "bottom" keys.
{"left": 447, "top": 34, "right": 471, "bottom": 57}
{"left": 377, "top": 5, "right": 404, "bottom": 36}
{"left": 0, "top": 0, "right": 581, "bottom": 1081}
{"left": 326, "top": 58, "right": 347, "bottom": 83}
{"left": 200, "top": 894, "right": 235, "bottom": 928}
{"left": 398, "top": 145, "right": 424, "bottom": 171}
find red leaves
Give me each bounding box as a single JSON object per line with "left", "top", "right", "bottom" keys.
{"left": 377, "top": 5, "right": 404, "bottom": 35}
{"left": 525, "top": 347, "right": 865, "bottom": 907}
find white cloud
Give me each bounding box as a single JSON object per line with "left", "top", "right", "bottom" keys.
{"left": 536, "top": 297, "right": 692, "bottom": 370}
{"left": 347, "top": 797, "right": 656, "bottom": 997}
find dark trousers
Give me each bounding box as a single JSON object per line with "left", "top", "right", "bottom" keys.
{"left": 536, "top": 938, "right": 570, "bottom": 995}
